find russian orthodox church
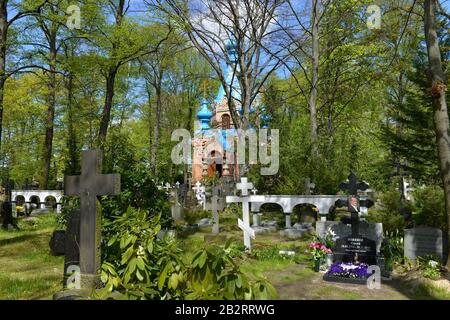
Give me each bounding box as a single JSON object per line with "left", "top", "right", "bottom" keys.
{"left": 191, "top": 37, "right": 271, "bottom": 184}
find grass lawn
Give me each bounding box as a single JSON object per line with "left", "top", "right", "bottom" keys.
{"left": 1, "top": 211, "right": 450, "bottom": 300}
{"left": 0, "top": 214, "right": 64, "bottom": 299}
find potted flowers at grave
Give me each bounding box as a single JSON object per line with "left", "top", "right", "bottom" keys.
{"left": 307, "top": 242, "right": 332, "bottom": 272}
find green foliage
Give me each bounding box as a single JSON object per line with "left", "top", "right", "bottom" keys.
{"left": 55, "top": 196, "right": 80, "bottom": 230}
{"left": 381, "top": 229, "right": 404, "bottom": 270}
{"left": 417, "top": 255, "right": 442, "bottom": 281}
{"left": 96, "top": 207, "right": 277, "bottom": 300}
{"left": 182, "top": 209, "right": 210, "bottom": 225}
{"left": 367, "top": 190, "right": 406, "bottom": 233}
{"left": 313, "top": 230, "right": 335, "bottom": 250}
{"left": 252, "top": 246, "right": 296, "bottom": 262}
{"left": 412, "top": 186, "right": 446, "bottom": 230}
{"left": 100, "top": 129, "right": 172, "bottom": 228}
{"left": 186, "top": 241, "right": 277, "bottom": 300}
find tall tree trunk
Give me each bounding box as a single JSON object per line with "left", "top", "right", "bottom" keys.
{"left": 145, "top": 82, "right": 153, "bottom": 165}
{"left": 41, "top": 29, "right": 57, "bottom": 189}
{"left": 150, "top": 73, "right": 162, "bottom": 174}
{"left": 424, "top": 0, "right": 450, "bottom": 267}
{"left": 97, "top": 0, "right": 125, "bottom": 147}
{"left": 0, "top": 1, "right": 7, "bottom": 167}
{"left": 309, "top": 0, "right": 319, "bottom": 158}
{"left": 66, "top": 72, "right": 78, "bottom": 175}
{"left": 98, "top": 67, "right": 118, "bottom": 147}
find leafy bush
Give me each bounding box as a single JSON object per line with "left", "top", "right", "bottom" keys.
{"left": 412, "top": 186, "right": 446, "bottom": 230}
{"left": 367, "top": 190, "right": 407, "bottom": 233}
{"left": 417, "top": 255, "right": 442, "bottom": 280}
{"left": 381, "top": 229, "right": 404, "bottom": 270}
{"left": 100, "top": 130, "right": 172, "bottom": 228}
{"left": 226, "top": 243, "right": 246, "bottom": 259}
{"left": 55, "top": 196, "right": 80, "bottom": 230}
{"left": 96, "top": 207, "right": 277, "bottom": 300}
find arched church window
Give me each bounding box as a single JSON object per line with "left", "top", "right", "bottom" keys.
{"left": 221, "top": 114, "right": 231, "bottom": 129}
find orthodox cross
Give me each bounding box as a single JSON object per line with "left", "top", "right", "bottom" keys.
{"left": 226, "top": 177, "right": 256, "bottom": 252}
{"left": 65, "top": 150, "right": 120, "bottom": 276}
{"left": 335, "top": 172, "right": 373, "bottom": 236}
{"left": 304, "top": 177, "right": 316, "bottom": 195}
{"left": 192, "top": 181, "right": 202, "bottom": 194}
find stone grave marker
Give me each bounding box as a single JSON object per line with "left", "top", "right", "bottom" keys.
{"left": 404, "top": 226, "right": 446, "bottom": 262}
{"left": 54, "top": 149, "right": 120, "bottom": 299}
{"left": 334, "top": 235, "right": 377, "bottom": 265}
{"left": 171, "top": 184, "right": 184, "bottom": 221}
{"left": 211, "top": 186, "right": 220, "bottom": 235}
{"left": 226, "top": 177, "right": 256, "bottom": 252}
{"left": 316, "top": 221, "right": 383, "bottom": 253}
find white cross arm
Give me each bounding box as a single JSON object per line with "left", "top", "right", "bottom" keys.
{"left": 226, "top": 195, "right": 266, "bottom": 203}
{"left": 238, "top": 219, "right": 255, "bottom": 239}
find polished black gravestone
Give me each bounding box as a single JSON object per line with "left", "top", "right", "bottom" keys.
{"left": 333, "top": 236, "right": 377, "bottom": 265}
{"left": 323, "top": 172, "right": 385, "bottom": 284}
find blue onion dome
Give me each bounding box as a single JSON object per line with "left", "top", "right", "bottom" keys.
{"left": 196, "top": 98, "right": 212, "bottom": 130}
{"left": 237, "top": 105, "right": 255, "bottom": 116}
{"left": 225, "top": 35, "right": 238, "bottom": 63}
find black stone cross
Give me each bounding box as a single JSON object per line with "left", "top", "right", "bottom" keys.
{"left": 65, "top": 150, "right": 120, "bottom": 277}
{"left": 339, "top": 172, "right": 369, "bottom": 195}
{"left": 335, "top": 172, "right": 373, "bottom": 236}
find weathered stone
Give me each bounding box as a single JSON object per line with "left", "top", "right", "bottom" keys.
{"left": 404, "top": 226, "right": 447, "bottom": 262}
{"left": 64, "top": 209, "right": 81, "bottom": 284}
{"left": 65, "top": 150, "right": 120, "bottom": 278}
{"left": 49, "top": 230, "right": 66, "bottom": 256}
{"left": 280, "top": 228, "right": 310, "bottom": 239}
{"left": 197, "top": 218, "right": 212, "bottom": 227}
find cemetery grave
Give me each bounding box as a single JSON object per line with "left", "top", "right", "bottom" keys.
{"left": 2, "top": 169, "right": 450, "bottom": 300}
{"left": 0, "top": 0, "right": 449, "bottom": 305}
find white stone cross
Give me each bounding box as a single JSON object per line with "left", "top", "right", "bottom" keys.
{"left": 200, "top": 186, "right": 206, "bottom": 210}
{"left": 251, "top": 187, "right": 258, "bottom": 195}
{"left": 193, "top": 181, "right": 206, "bottom": 209}
{"left": 192, "top": 181, "right": 202, "bottom": 194}
{"left": 163, "top": 182, "right": 171, "bottom": 193}
{"left": 227, "top": 177, "right": 256, "bottom": 252}
{"left": 236, "top": 177, "right": 253, "bottom": 196}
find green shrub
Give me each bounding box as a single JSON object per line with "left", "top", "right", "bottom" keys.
{"left": 381, "top": 229, "right": 404, "bottom": 270}
{"left": 417, "top": 255, "right": 442, "bottom": 280}
{"left": 252, "top": 246, "right": 297, "bottom": 262}
{"left": 412, "top": 186, "right": 446, "bottom": 230}
{"left": 95, "top": 207, "right": 277, "bottom": 300}
{"left": 367, "top": 190, "right": 407, "bottom": 233}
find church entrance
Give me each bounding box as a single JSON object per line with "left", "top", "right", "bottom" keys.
{"left": 208, "top": 151, "right": 223, "bottom": 178}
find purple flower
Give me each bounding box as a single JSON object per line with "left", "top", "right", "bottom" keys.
{"left": 326, "top": 263, "right": 370, "bottom": 279}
